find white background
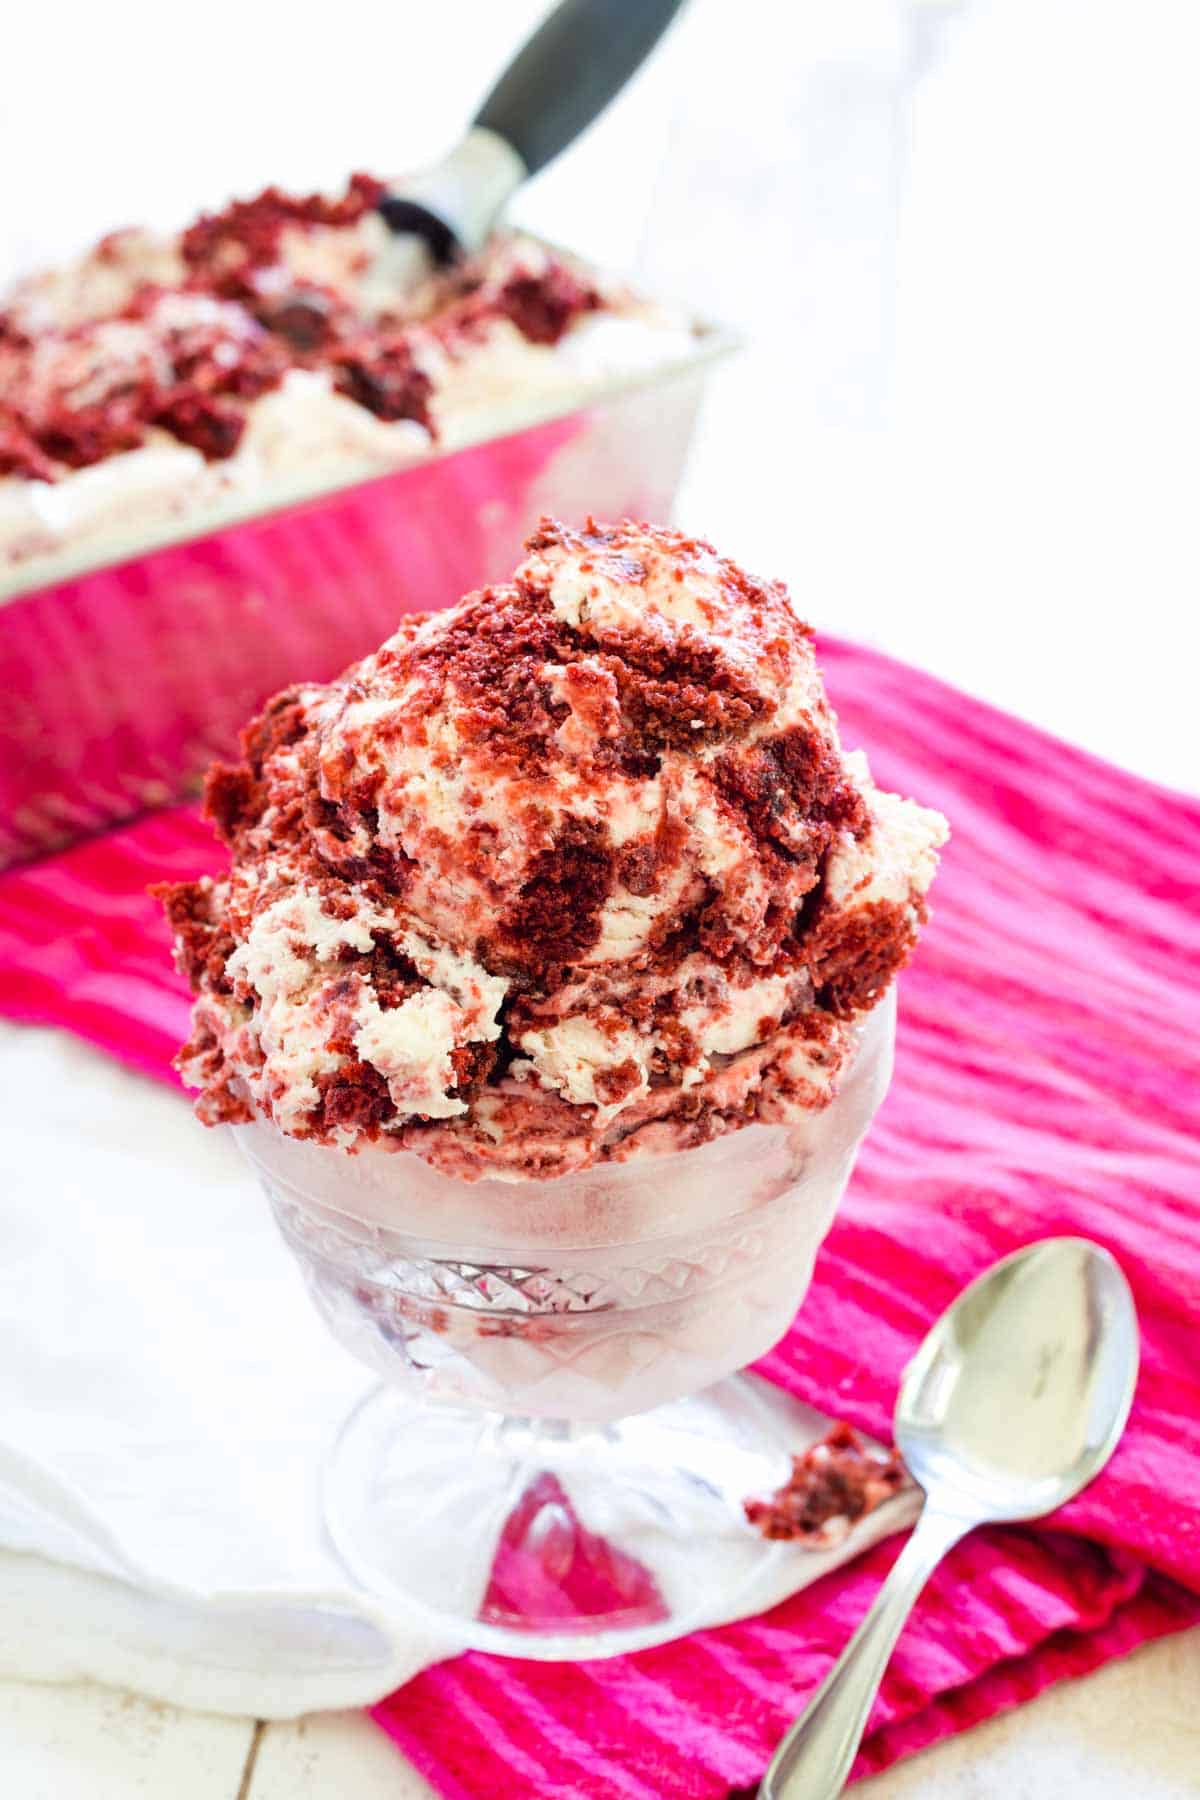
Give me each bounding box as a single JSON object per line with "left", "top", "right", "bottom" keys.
{"left": 1, "top": 2, "right": 1198, "bottom": 1796}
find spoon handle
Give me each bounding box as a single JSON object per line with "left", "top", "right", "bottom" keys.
{"left": 474, "top": 0, "right": 688, "bottom": 181}
{"left": 761, "top": 1505, "right": 972, "bottom": 1800}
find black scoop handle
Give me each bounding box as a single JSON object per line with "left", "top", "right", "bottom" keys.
{"left": 474, "top": 0, "right": 687, "bottom": 179}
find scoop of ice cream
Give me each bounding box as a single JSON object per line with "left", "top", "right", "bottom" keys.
{"left": 160, "top": 519, "right": 947, "bottom": 1177}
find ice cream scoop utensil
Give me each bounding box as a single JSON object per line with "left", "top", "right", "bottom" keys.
{"left": 378, "top": 0, "right": 688, "bottom": 259}
{"left": 761, "top": 1237, "right": 1139, "bottom": 1800}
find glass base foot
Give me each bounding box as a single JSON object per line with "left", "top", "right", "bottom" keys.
{"left": 323, "top": 1375, "right": 794, "bottom": 1659}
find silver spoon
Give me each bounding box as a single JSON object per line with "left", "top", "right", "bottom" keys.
{"left": 761, "top": 1236, "right": 1139, "bottom": 1799}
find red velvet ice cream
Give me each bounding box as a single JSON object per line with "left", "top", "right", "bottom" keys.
{"left": 0, "top": 177, "right": 698, "bottom": 574}
{"left": 160, "top": 518, "right": 947, "bottom": 1178}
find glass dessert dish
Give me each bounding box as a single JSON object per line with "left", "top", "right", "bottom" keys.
{"left": 235, "top": 991, "right": 894, "bottom": 1660}
{"left": 162, "top": 517, "right": 947, "bottom": 1656}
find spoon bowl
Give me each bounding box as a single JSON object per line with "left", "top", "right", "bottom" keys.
{"left": 897, "top": 1236, "right": 1139, "bottom": 1521}
{"left": 762, "top": 1237, "right": 1139, "bottom": 1799}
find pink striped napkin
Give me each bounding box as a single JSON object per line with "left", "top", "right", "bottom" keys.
{"left": 2, "top": 638, "right": 1198, "bottom": 1794}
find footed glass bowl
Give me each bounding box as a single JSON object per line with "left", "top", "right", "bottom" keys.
{"left": 236, "top": 991, "right": 894, "bottom": 1658}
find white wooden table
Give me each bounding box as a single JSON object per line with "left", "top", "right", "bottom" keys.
{"left": 3, "top": 0, "right": 1198, "bottom": 1790}
{"left": 5, "top": 1629, "right": 1200, "bottom": 1799}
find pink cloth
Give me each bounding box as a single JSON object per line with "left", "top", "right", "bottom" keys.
{"left": 2, "top": 638, "right": 1198, "bottom": 1793}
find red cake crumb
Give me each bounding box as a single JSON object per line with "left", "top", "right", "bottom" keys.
{"left": 253, "top": 288, "right": 342, "bottom": 354}
{"left": 501, "top": 816, "right": 617, "bottom": 970}
{"left": 203, "top": 761, "right": 264, "bottom": 845}
{"left": 432, "top": 255, "right": 603, "bottom": 351}
{"left": 744, "top": 1423, "right": 910, "bottom": 1546}
{"left": 0, "top": 415, "right": 57, "bottom": 481}
{"left": 329, "top": 335, "right": 433, "bottom": 427}
{"left": 495, "top": 263, "right": 601, "bottom": 345}
{"left": 151, "top": 392, "right": 245, "bottom": 461}
{"left": 807, "top": 896, "right": 925, "bottom": 1017}
{"left": 35, "top": 399, "right": 149, "bottom": 470}
{"left": 180, "top": 173, "right": 385, "bottom": 296}
{"left": 315, "top": 1059, "right": 395, "bottom": 1133}
{"left": 713, "top": 731, "right": 864, "bottom": 857}
{"left": 151, "top": 879, "right": 236, "bottom": 994}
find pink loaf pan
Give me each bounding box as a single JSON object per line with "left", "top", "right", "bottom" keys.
{"left": 0, "top": 332, "right": 733, "bottom": 869}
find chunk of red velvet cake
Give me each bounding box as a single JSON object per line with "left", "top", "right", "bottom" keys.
{"left": 157, "top": 518, "right": 947, "bottom": 1178}
{"left": 744, "top": 1423, "right": 911, "bottom": 1547}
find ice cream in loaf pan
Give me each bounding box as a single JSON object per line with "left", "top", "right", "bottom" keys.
{"left": 0, "top": 175, "right": 698, "bottom": 572}
{"left": 158, "top": 519, "right": 948, "bottom": 1180}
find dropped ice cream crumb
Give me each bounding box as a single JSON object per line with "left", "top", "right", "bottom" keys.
{"left": 744, "top": 1422, "right": 911, "bottom": 1548}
